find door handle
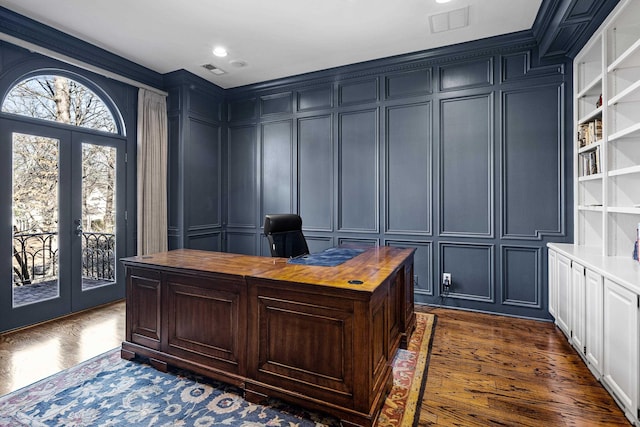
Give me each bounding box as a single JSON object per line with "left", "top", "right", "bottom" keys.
{"left": 74, "top": 219, "right": 83, "bottom": 237}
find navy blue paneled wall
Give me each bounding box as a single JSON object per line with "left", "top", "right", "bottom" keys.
{"left": 164, "top": 72, "right": 226, "bottom": 251}
{"left": 223, "top": 43, "right": 571, "bottom": 319}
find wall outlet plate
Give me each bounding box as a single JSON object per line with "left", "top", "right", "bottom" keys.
{"left": 442, "top": 273, "right": 451, "bottom": 287}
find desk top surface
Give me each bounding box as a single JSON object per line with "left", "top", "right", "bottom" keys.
{"left": 121, "top": 246, "right": 414, "bottom": 292}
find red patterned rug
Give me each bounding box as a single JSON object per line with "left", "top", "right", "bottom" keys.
{"left": 0, "top": 313, "right": 435, "bottom": 426}
{"left": 378, "top": 312, "right": 436, "bottom": 427}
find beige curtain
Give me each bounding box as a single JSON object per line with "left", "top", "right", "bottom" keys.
{"left": 137, "top": 88, "right": 168, "bottom": 255}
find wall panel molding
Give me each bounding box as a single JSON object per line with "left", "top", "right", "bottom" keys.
{"left": 261, "top": 119, "right": 294, "bottom": 218}
{"left": 227, "top": 124, "right": 257, "bottom": 228}
{"left": 439, "top": 58, "right": 493, "bottom": 91}
{"left": 501, "top": 84, "right": 564, "bottom": 240}
{"left": 385, "top": 68, "right": 432, "bottom": 99}
{"left": 226, "top": 231, "right": 257, "bottom": 255}
{"left": 439, "top": 242, "right": 495, "bottom": 303}
{"left": 187, "top": 231, "right": 222, "bottom": 252}
{"left": 260, "top": 92, "right": 293, "bottom": 117}
{"left": 187, "top": 118, "right": 221, "bottom": 230}
{"left": 338, "top": 109, "right": 379, "bottom": 233}
{"left": 501, "top": 245, "right": 542, "bottom": 308}
{"left": 338, "top": 78, "right": 379, "bottom": 106}
{"left": 298, "top": 114, "right": 333, "bottom": 231}
{"left": 385, "top": 102, "right": 432, "bottom": 236}
{"left": 337, "top": 237, "right": 379, "bottom": 247}
{"left": 439, "top": 93, "right": 494, "bottom": 238}
{"left": 297, "top": 85, "right": 333, "bottom": 112}
{"left": 501, "top": 52, "right": 564, "bottom": 83}
{"left": 228, "top": 98, "right": 257, "bottom": 122}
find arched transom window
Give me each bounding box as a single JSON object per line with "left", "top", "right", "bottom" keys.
{"left": 2, "top": 74, "right": 119, "bottom": 134}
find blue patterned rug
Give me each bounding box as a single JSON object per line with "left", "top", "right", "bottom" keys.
{"left": 0, "top": 313, "right": 435, "bottom": 427}
{"left": 0, "top": 350, "right": 340, "bottom": 426}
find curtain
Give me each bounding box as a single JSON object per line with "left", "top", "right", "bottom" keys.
{"left": 137, "top": 88, "right": 168, "bottom": 255}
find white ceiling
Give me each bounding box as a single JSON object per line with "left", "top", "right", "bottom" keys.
{"left": 1, "top": 0, "right": 543, "bottom": 89}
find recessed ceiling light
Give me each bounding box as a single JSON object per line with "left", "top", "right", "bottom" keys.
{"left": 213, "top": 47, "right": 227, "bottom": 57}
{"left": 436, "top": 0, "right": 452, "bottom": 3}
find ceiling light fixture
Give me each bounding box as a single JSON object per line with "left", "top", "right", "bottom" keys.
{"left": 213, "top": 47, "right": 227, "bottom": 57}
{"left": 436, "top": 0, "right": 452, "bottom": 3}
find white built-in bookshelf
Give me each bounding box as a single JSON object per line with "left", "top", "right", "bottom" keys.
{"left": 574, "top": 0, "right": 640, "bottom": 258}
{"left": 549, "top": 2, "right": 640, "bottom": 423}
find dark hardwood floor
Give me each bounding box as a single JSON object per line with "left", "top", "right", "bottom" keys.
{"left": 0, "top": 302, "right": 629, "bottom": 426}
{"left": 417, "top": 306, "right": 629, "bottom": 426}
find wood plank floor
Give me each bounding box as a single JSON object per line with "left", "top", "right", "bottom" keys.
{"left": 0, "top": 302, "right": 630, "bottom": 426}
{"left": 417, "top": 306, "right": 629, "bottom": 426}
{"left": 0, "top": 300, "right": 125, "bottom": 396}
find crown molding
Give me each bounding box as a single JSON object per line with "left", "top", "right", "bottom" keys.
{"left": 0, "top": 6, "right": 164, "bottom": 89}
{"left": 228, "top": 30, "right": 539, "bottom": 97}
{"left": 163, "top": 70, "right": 225, "bottom": 98}
{"left": 533, "top": 0, "right": 620, "bottom": 59}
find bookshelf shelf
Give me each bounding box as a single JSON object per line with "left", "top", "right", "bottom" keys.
{"left": 578, "top": 140, "right": 602, "bottom": 154}
{"left": 578, "top": 106, "right": 603, "bottom": 125}
{"left": 609, "top": 122, "right": 640, "bottom": 141}
{"left": 608, "top": 165, "right": 640, "bottom": 177}
{"left": 608, "top": 37, "right": 640, "bottom": 72}
{"left": 578, "top": 173, "right": 603, "bottom": 182}
{"left": 577, "top": 75, "right": 603, "bottom": 98}
{"left": 608, "top": 206, "right": 640, "bottom": 214}
{"left": 608, "top": 78, "right": 640, "bottom": 105}
{"left": 578, "top": 205, "right": 604, "bottom": 212}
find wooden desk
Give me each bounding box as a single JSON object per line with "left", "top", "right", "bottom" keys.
{"left": 120, "top": 247, "right": 415, "bottom": 427}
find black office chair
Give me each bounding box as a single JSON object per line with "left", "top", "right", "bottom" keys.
{"left": 263, "top": 214, "right": 310, "bottom": 258}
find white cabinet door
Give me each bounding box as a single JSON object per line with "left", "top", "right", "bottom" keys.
{"left": 585, "top": 269, "right": 603, "bottom": 376}
{"left": 548, "top": 249, "right": 557, "bottom": 318}
{"left": 571, "top": 262, "right": 586, "bottom": 354}
{"left": 556, "top": 254, "right": 571, "bottom": 338}
{"left": 603, "top": 278, "right": 638, "bottom": 417}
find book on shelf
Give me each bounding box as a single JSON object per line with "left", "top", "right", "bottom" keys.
{"left": 577, "top": 118, "right": 602, "bottom": 148}
{"left": 580, "top": 146, "right": 601, "bottom": 176}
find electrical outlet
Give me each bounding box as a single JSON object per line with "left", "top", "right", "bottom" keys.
{"left": 442, "top": 273, "right": 452, "bottom": 291}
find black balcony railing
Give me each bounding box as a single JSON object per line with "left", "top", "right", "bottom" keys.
{"left": 82, "top": 232, "right": 115, "bottom": 281}
{"left": 12, "top": 231, "right": 115, "bottom": 286}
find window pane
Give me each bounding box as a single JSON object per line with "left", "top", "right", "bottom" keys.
{"left": 81, "top": 143, "right": 116, "bottom": 290}
{"left": 2, "top": 75, "right": 118, "bottom": 134}
{"left": 12, "top": 133, "right": 60, "bottom": 307}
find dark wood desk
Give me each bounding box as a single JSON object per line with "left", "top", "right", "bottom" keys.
{"left": 120, "top": 247, "right": 415, "bottom": 427}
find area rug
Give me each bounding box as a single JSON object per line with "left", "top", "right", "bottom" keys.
{"left": 0, "top": 313, "right": 435, "bottom": 427}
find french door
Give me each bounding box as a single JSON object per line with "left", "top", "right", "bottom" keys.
{"left": 1, "top": 118, "right": 125, "bottom": 331}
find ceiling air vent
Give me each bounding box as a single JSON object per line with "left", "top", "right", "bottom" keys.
{"left": 202, "top": 64, "right": 226, "bottom": 75}
{"left": 429, "top": 6, "right": 469, "bottom": 33}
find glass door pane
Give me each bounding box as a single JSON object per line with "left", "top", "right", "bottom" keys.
{"left": 81, "top": 143, "right": 116, "bottom": 291}
{"left": 12, "top": 133, "right": 60, "bottom": 307}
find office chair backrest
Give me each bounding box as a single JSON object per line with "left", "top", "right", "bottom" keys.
{"left": 263, "top": 214, "right": 310, "bottom": 258}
